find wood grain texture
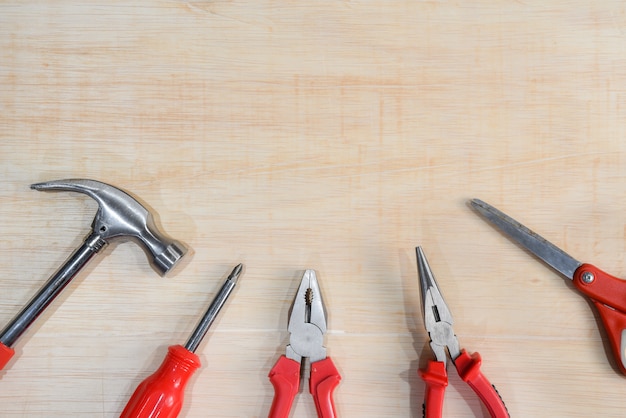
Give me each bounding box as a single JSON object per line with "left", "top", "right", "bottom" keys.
{"left": 2, "top": 1, "right": 626, "bottom": 416}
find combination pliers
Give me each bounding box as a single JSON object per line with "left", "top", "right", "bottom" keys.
{"left": 268, "top": 269, "right": 341, "bottom": 418}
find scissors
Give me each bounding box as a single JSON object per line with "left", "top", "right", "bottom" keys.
{"left": 471, "top": 198, "right": 626, "bottom": 374}
{"left": 416, "top": 246, "right": 509, "bottom": 418}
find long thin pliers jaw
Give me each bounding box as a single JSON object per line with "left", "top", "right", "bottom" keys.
{"left": 416, "top": 247, "right": 461, "bottom": 365}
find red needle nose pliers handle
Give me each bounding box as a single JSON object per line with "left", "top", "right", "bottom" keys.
{"left": 420, "top": 350, "right": 509, "bottom": 418}
{"left": 419, "top": 361, "right": 448, "bottom": 418}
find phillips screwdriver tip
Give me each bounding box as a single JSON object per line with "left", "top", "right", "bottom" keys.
{"left": 229, "top": 263, "right": 244, "bottom": 283}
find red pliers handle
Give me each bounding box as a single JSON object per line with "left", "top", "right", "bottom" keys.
{"left": 420, "top": 349, "right": 509, "bottom": 418}
{"left": 268, "top": 355, "right": 341, "bottom": 418}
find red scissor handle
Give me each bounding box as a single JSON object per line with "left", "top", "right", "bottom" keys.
{"left": 268, "top": 355, "right": 300, "bottom": 418}
{"left": 454, "top": 349, "right": 509, "bottom": 418}
{"left": 573, "top": 263, "right": 626, "bottom": 375}
{"left": 419, "top": 360, "right": 448, "bottom": 418}
{"left": 310, "top": 357, "right": 341, "bottom": 418}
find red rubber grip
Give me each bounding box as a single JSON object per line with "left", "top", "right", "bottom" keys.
{"left": 0, "top": 342, "right": 15, "bottom": 371}
{"left": 455, "top": 349, "right": 509, "bottom": 418}
{"left": 268, "top": 355, "right": 300, "bottom": 418}
{"left": 310, "top": 357, "right": 341, "bottom": 418}
{"left": 419, "top": 360, "right": 447, "bottom": 418}
{"left": 573, "top": 263, "right": 626, "bottom": 375}
{"left": 120, "top": 344, "right": 201, "bottom": 418}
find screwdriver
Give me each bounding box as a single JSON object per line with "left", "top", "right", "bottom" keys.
{"left": 120, "top": 263, "right": 243, "bottom": 418}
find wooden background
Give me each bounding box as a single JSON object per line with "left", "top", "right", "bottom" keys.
{"left": 2, "top": 1, "right": 626, "bottom": 416}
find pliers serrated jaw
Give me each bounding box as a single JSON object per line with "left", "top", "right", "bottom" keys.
{"left": 286, "top": 269, "right": 328, "bottom": 363}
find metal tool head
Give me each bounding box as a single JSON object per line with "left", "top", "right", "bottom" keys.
{"left": 286, "top": 269, "right": 327, "bottom": 363}
{"left": 416, "top": 247, "right": 461, "bottom": 366}
{"left": 470, "top": 198, "right": 582, "bottom": 280}
{"left": 31, "top": 179, "right": 186, "bottom": 275}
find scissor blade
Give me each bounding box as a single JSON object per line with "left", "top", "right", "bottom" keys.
{"left": 470, "top": 199, "right": 582, "bottom": 280}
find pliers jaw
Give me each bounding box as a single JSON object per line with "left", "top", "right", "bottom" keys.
{"left": 286, "top": 269, "right": 328, "bottom": 364}
{"left": 416, "top": 247, "right": 461, "bottom": 367}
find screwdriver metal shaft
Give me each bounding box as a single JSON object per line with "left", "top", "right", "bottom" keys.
{"left": 185, "top": 263, "right": 242, "bottom": 352}
{"left": 120, "top": 264, "right": 243, "bottom": 418}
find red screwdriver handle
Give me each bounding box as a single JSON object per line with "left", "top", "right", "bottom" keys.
{"left": 268, "top": 355, "right": 300, "bottom": 418}
{"left": 0, "top": 342, "right": 15, "bottom": 370}
{"left": 454, "top": 349, "right": 509, "bottom": 418}
{"left": 419, "top": 360, "right": 447, "bottom": 418}
{"left": 120, "top": 344, "right": 200, "bottom": 418}
{"left": 573, "top": 263, "right": 626, "bottom": 375}
{"left": 310, "top": 357, "right": 341, "bottom": 418}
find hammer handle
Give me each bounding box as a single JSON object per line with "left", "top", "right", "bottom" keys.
{"left": 0, "top": 233, "right": 105, "bottom": 352}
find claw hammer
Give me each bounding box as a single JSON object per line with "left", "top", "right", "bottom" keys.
{"left": 0, "top": 179, "right": 187, "bottom": 370}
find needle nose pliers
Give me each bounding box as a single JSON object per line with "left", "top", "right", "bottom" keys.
{"left": 416, "top": 247, "right": 509, "bottom": 418}
{"left": 268, "top": 269, "right": 341, "bottom": 418}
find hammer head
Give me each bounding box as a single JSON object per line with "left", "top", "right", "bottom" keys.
{"left": 31, "top": 179, "right": 187, "bottom": 276}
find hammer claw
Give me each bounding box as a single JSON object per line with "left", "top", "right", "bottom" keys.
{"left": 31, "top": 179, "right": 187, "bottom": 275}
